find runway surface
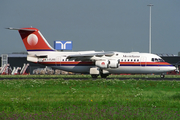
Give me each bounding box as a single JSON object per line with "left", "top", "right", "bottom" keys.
{"left": 0, "top": 77, "right": 180, "bottom": 81}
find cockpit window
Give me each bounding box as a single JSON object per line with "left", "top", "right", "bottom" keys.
{"left": 152, "top": 58, "right": 165, "bottom": 62}
{"left": 158, "top": 59, "right": 165, "bottom": 62}
{"left": 155, "top": 58, "right": 158, "bottom": 62}
{"left": 152, "top": 58, "right": 154, "bottom": 62}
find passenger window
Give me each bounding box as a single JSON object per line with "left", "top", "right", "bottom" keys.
{"left": 134, "top": 59, "right": 136, "bottom": 62}
{"left": 137, "top": 59, "right": 139, "bottom": 62}
{"left": 121, "top": 59, "right": 123, "bottom": 62}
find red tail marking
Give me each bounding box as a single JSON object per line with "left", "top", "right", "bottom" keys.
{"left": 18, "top": 28, "right": 53, "bottom": 51}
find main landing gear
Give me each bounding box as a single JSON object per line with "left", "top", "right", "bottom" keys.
{"left": 100, "top": 74, "right": 109, "bottom": 78}
{"left": 91, "top": 74, "right": 109, "bottom": 78}
{"left": 90, "top": 67, "right": 109, "bottom": 78}
{"left": 91, "top": 75, "right": 98, "bottom": 78}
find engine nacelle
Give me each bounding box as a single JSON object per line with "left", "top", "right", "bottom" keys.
{"left": 95, "top": 60, "right": 109, "bottom": 68}
{"left": 95, "top": 59, "right": 119, "bottom": 68}
{"left": 109, "top": 59, "right": 119, "bottom": 68}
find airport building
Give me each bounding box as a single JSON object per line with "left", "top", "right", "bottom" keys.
{"left": 0, "top": 53, "right": 45, "bottom": 74}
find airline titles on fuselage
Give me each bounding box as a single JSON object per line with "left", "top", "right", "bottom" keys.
{"left": 123, "top": 55, "right": 140, "bottom": 58}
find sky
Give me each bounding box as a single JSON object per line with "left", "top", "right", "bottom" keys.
{"left": 0, "top": 0, "right": 180, "bottom": 55}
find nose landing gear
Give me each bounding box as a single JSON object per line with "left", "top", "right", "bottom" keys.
{"left": 160, "top": 73, "right": 165, "bottom": 78}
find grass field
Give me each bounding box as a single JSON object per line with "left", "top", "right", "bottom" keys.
{"left": 0, "top": 75, "right": 180, "bottom": 119}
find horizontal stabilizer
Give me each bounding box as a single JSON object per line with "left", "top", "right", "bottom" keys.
{"left": 7, "top": 27, "right": 37, "bottom": 31}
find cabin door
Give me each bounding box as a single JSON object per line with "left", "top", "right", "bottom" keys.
{"left": 56, "top": 57, "right": 61, "bottom": 66}
{"left": 140, "top": 57, "right": 147, "bottom": 67}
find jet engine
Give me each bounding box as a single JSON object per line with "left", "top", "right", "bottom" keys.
{"left": 108, "top": 59, "right": 120, "bottom": 68}
{"left": 95, "top": 59, "right": 119, "bottom": 68}
{"left": 95, "top": 60, "right": 109, "bottom": 68}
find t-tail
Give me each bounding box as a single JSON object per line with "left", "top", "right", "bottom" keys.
{"left": 8, "top": 27, "right": 55, "bottom": 53}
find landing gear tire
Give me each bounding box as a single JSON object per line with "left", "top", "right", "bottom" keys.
{"left": 100, "top": 74, "right": 108, "bottom": 78}
{"left": 91, "top": 75, "right": 98, "bottom": 78}
{"left": 160, "top": 74, "right": 165, "bottom": 78}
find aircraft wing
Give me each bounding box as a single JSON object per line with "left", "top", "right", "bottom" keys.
{"left": 66, "top": 51, "right": 115, "bottom": 61}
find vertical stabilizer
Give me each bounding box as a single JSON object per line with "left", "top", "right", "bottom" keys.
{"left": 8, "top": 27, "right": 55, "bottom": 52}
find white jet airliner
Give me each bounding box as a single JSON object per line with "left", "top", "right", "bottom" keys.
{"left": 8, "top": 27, "right": 176, "bottom": 78}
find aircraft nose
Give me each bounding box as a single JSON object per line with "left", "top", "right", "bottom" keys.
{"left": 169, "top": 66, "right": 176, "bottom": 71}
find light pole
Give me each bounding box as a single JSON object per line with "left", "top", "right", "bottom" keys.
{"left": 147, "top": 4, "right": 153, "bottom": 53}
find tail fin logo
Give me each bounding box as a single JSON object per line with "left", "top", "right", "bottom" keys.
{"left": 8, "top": 27, "right": 55, "bottom": 51}
{"left": 27, "top": 34, "right": 38, "bottom": 46}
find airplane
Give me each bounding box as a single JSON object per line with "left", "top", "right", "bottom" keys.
{"left": 8, "top": 27, "right": 176, "bottom": 78}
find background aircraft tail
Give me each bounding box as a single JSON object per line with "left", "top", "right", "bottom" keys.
{"left": 8, "top": 27, "right": 55, "bottom": 52}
